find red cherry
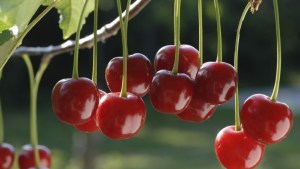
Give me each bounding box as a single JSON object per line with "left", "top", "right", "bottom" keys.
{"left": 241, "top": 94, "right": 293, "bottom": 144}
{"left": 154, "top": 44, "right": 199, "bottom": 79}
{"left": 105, "top": 53, "right": 153, "bottom": 97}
{"left": 194, "top": 62, "right": 237, "bottom": 104}
{"left": 74, "top": 90, "right": 106, "bottom": 133}
{"left": 149, "top": 70, "right": 193, "bottom": 114}
{"left": 215, "top": 126, "right": 265, "bottom": 169}
{"left": 18, "top": 144, "right": 51, "bottom": 169}
{"left": 177, "top": 80, "right": 217, "bottom": 122}
{"left": 51, "top": 77, "right": 99, "bottom": 125}
{"left": 0, "top": 143, "right": 15, "bottom": 169}
{"left": 97, "top": 92, "right": 146, "bottom": 140}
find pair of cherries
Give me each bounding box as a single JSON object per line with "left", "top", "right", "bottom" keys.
{"left": 0, "top": 143, "right": 51, "bottom": 169}
{"left": 51, "top": 53, "right": 151, "bottom": 139}
{"left": 150, "top": 44, "right": 237, "bottom": 122}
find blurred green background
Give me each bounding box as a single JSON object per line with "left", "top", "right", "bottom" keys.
{"left": 0, "top": 0, "right": 299, "bottom": 169}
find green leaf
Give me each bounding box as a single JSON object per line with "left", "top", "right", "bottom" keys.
{"left": 0, "top": 30, "right": 14, "bottom": 46}
{"left": 0, "top": 20, "right": 13, "bottom": 33}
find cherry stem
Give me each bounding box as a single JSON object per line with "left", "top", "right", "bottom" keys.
{"left": 270, "top": 0, "right": 282, "bottom": 101}
{"left": 92, "top": 0, "right": 99, "bottom": 84}
{"left": 22, "top": 54, "right": 49, "bottom": 168}
{"left": 72, "top": 0, "right": 90, "bottom": 79}
{"left": 198, "top": 0, "right": 203, "bottom": 66}
{"left": 171, "top": 0, "right": 181, "bottom": 75}
{"left": 0, "top": 99, "right": 3, "bottom": 144}
{"left": 118, "top": 0, "right": 131, "bottom": 98}
{"left": 234, "top": 3, "right": 251, "bottom": 131}
{"left": 214, "top": 0, "right": 222, "bottom": 62}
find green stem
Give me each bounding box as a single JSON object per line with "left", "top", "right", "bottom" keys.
{"left": 118, "top": 0, "right": 131, "bottom": 98}
{"left": 171, "top": 0, "right": 181, "bottom": 75}
{"left": 234, "top": 3, "right": 251, "bottom": 131}
{"left": 214, "top": 0, "right": 222, "bottom": 62}
{"left": 0, "top": 99, "right": 3, "bottom": 144}
{"left": 72, "top": 0, "right": 90, "bottom": 79}
{"left": 1, "top": 0, "right": 61, "bottom": 71}
{"left": 270, "top": 0, "right": 282, "bottom": 101}
{"left": 92, "top": 0, "right": 99, "bottom": 84}
{"left": 198, "top": 0, "right": 203, "bottom": 66}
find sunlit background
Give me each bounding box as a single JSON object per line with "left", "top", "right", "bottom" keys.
{"left": 0, "top": 0, "right": 299, "bottom": 169}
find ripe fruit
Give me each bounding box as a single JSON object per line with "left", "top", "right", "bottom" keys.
{"left": 150, "top": 70, "right": 193, "bottom": 114}
{"left": 194, "top": 62, "right": 237, "bottom": 105}
{"left": 18, "top": 144, "right": 51, "bottom": 169}
{"left": 241, "top": 94, "right": 293, "bottom": 144}
{"left": 154, "top": 45, "right": 199, "bottom": 79}
{"left": 0, "top": 143, "right": 15, "bottom": 169}
{"left": 51, "top": 77, "right": 99, "bottom": 125}
{"left": 97, "top": 92, "right": 146, "bottom": 140}
{"left": 105, "top": 53, "right": 153, "bottom": 97}
{"left": 215, "top": 126, "right": 265, "bottom": 169}
{"left": 74, "top": 89, "right": 106, "bottom": 133}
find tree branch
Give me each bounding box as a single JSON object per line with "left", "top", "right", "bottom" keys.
{"left": 13, "top": 0, "right": 151, "bottom": 61}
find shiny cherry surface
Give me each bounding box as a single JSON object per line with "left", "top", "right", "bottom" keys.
{"left": 0, "top": 143, "right": 14, "bottom": 169}
{"left": 18, "top": 144, "right": 51, "bottom": 169}
{"left": 105, "top": 53, "right": 153, "bottom": 97}
{"left": 195, "top": 62, "right": 237, "bottom": 104}
{"left": 97, "top": 92, "right": 146, "bottom": 140}
{"left": 74, "top": 90, "right": 106, "bottom": 133}
{"left": 215, "top": 126, "right": 265, "bottom": 169}
{"left": 154, "top": 45, "right": 199, "bottom": 79}
{"left": 241, "top": 94, "right": 293, "bottom": 144}
{"left": 149, "top": 70, "right": 193, "bottom": 114}
{"left": 51, "top": 77, "right": 99, "bottom": 125}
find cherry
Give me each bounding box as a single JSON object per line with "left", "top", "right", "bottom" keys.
{"left": 0, "top": 143, "right": 14, "bottom": 169}
{"left": 150, "top": 70, "right": 193, "bottom": 114}
{"left": 154, "top": 44, "right": 199, "bottom": 79}
{"left": 74, "top": 89, "right": 106, "bottom": 133}
{"left": 176, "top": 80, "right": 217, "bottom": 122}
{"left": 105, "top": 53, "right": 153, "bottom": 97}
{"left": 18, "top": 144, "right": 51, "bottom": 169}
{"left": 51, "top": 77, "right": 99, "bottom": 125}
{"left": 240, "top": 94, "right": 293, "bottom": 145}
{"left": 215, "top": 126, "right": 265, "bottom": 169}
{"left": 96, "top": 92, "right": 146, "bottom": 140}
{"left": 194, "top": 62, "right": 237, "bottom": 105}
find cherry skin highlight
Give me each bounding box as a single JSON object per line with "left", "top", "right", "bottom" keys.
{"left": 74, "top": 89, "right": 106, "bottom": 133}
{"left": 51, "top": 77, "right": 99, "bottom": 125}
{"left": 97, "top": 92, "right": 146, "bottom": 140}
{"left": 154, "top": 44, "right": 199, "bottom": 79}
{"left": 149, "top": 70, "right": 193, "bottom": 114}
{"left": 105, "top": 53, "right": 153, "bottom": 97}
{"left": 0, "top": 143, "right": 15, "bottom": 169}
{"left": 195, "top": 62, "right": 237, "bottom": 105}
{"left": 215, "top": 126, "right": 265, "bottom": 169}
{"left": 241, "top": 94, "right": 293, "bottom": 144}
{"left": 18, "top": 144, "right": 51, "bottom": 169}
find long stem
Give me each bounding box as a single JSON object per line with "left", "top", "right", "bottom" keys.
{"left": 92, "top": 0, "right": 99, "bottom": 84}
{"left": 171, "top": 0, "right": 181, "bottom": 75}
{"left": 234, "top": 3, "right": 251, "bottom": 131}
{"left": 72, "top": 0, "right": 90, "bottom": 79}
{"left": 0, "top": 99, "right": 3, "bottom": 144}
{"left": 198, "top": 0, "right": 203, "bottom": 66}
{"left": 214, "top": 0, "right": 222, "bottom": 62}
{"left": 270, "top": 0, "right": 282, "bottom": 101}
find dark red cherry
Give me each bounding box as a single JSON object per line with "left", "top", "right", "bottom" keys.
{"left": 51, "top": 77, "right": 99, "bottom": 125}
{"left": 18, "top": 144, "right": 51, "bottom": 169}
{"left": 149, "top": 70, "right": 193, "bottom": 114}
{"left": 241, "top": 94, "right": 293, "bottom": 144}
{"left": 194, "top": 62, "right": 237, "bottom": 104}
{"left": 215, "top": 126, "right": 265, "bottom": 169}
{"left": 0, "top": 143, "right": 15, "bottom": 169}
{"left": 105, "top": 53, "right": 153, "bottom": 97}
{"left": 177, "top": 80, "right": 217, "bottom": 122}
{"left": 96, "top": 92, "right": 146, "bottom": 140}
{"left": 154, "top": 44, "right": 199, "bottom": 79}
{"left": 74, "top": 90, "right": 106, "bottom": 133}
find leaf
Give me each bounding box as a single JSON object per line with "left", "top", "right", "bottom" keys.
{"left": 0, "top": 20, "right": 13, "bottom": 33}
